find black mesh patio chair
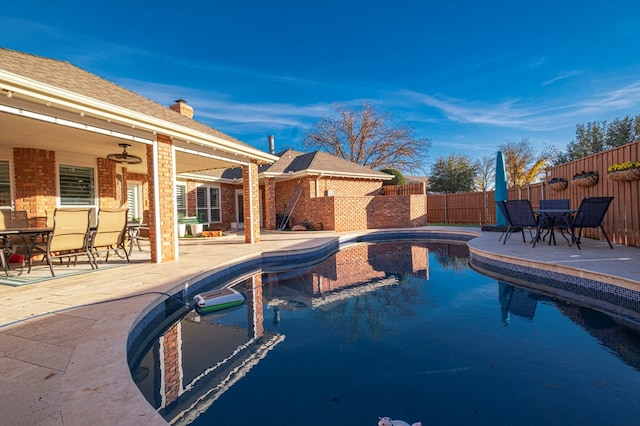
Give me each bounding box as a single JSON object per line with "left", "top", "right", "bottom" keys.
{"left": 556, "top": 197, "right": 614, "bottom": 249}
{"left": 501, "top": 200, "right": 543, "bottom": 247}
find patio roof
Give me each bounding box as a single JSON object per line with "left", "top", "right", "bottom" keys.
{"left": 0, "top": 48, "right": 277, "bottom": 173}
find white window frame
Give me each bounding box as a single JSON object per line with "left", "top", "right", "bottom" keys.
{"left": 0, "top": 157, "right": 13, "bottom": 210}
{"left": 126, "top": 180, "right": 144, "bottom": 221}
{"left": 176, "top": 182, "right": 187, "bottom": 220}
{"left": 196, "top": 184, "right": 221, "bottom": 223}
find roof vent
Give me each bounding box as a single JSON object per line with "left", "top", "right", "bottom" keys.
{"left": 170, "top": 99, "right": 194, "bottom": 119}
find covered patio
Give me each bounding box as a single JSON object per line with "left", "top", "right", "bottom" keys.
{"left": 0, "top": 48, "right": 277, "bottom": 267}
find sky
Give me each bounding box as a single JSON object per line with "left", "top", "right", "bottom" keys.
{"left": 2, "top": 1, "right": 640, "bottom": 174}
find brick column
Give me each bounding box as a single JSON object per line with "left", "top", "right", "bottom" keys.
{"left": 242, "top": 161, "right": 260, "bottom": 243}
{"left": 147, "top": 135, "right": 176, "bottom": 262}
{"left": 13, "top": 148, "right": 56, "bottom": 226}
{"left": 263, "top": 177, "right": 276, "bottom": 230}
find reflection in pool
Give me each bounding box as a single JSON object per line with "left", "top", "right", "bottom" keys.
{"left": 131, "top": 241, "right": 640, "bottom": 425}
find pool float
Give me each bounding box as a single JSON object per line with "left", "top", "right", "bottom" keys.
{"left": 378, "top": 416, "right": 422, "bottom": 426}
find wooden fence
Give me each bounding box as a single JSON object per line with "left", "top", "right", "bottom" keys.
{"left": 425, "top": 140, "right": 640, "bottom": 247}
{"left": 382, "top": 182, "right": 426, "bottom": 195}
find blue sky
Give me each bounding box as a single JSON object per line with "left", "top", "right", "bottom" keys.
{"left": 2, "top": 1, "right": 640, "bottom": 173}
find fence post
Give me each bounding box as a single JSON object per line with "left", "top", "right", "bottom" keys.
{"left": 444, "top": 193, "right": 448, "bottom": 224}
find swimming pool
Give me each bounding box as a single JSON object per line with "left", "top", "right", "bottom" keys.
{"left": 130, "top": 240, "right": 640, "bottom": 425}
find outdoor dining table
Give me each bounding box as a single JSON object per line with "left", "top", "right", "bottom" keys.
{"left": 533, "top": 209, "right": 577, "bottom": 245}
{"left": 0, "top": 227, "right": 52, "bottom": 276}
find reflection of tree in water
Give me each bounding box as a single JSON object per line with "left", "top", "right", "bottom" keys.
{"left": 430, "top": 242, "right": 470, "bottom": 271}
{"left": 313, "top": 274, "right": 428, "bottom": 346}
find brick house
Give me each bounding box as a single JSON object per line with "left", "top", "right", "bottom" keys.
{"left": 0, "top": 48, "right": 278, "bottom": 263}
{"left": 180, "top": 148, "right": 428, "bottom": 232}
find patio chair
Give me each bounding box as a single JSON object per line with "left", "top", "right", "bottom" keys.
{"left": 501, "top": 200, "right": 543, "bottom": 247}
{"left": 35, "top": 208, "right": 95, "bottom": 276}
{"left": 556, "top": 197, "right": 614, "bottom": 249}
{"left": 90, "top": 208, "right": 129, "bottom": 266}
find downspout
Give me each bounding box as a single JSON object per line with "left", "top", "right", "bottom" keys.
{"left": 315, "top": 173, "right": 324, "bottom": 196}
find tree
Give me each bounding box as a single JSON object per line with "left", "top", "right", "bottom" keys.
{"left": 556, "top": 114, "right": 640, "bottom": 163}
{"left": 428, "top": 154, "right": 477, "bottom": 193}
{"left": 380, "top": 168, "right": 407, "bottom": 185}
{"left": 474, "top": 155, "right": 496, "bottom": 192}
{"left": 499, "top": 138, "right": 550, "bottom": 188}
{"left": 302, "top": 103, "right": 430, "bottom": 172}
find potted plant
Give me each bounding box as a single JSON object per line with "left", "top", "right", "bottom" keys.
{"left": 547, "top": 177, "right": 568, "bottom": 191}
{"left": 572, "top": 170, "right": 599, "bottom": 187}
{"left": 190, "top": 213, "right": 205, "bottom": 237}
{"left": 608, "top": 161, "right": 640, "bottom": 182}
{"left": 177, "top": 214, "right": 187, "bottom": 238}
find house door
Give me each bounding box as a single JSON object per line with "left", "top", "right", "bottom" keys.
{"left": 235, "top": 190, "right": 244, "bottom": 228}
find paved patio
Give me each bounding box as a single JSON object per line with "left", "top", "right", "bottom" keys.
{"left": 1, "top": 227, "right": 639, "bottom": 425}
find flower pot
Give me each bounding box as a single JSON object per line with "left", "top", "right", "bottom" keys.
{"left": 608, "top": 168, "right": 640, "bottom": 182}
{"left": 178, "top": 223, "right": 187, "bottom": 238}
{"left": 190, "top": 223, "right": 204, "bottom": 237}
{"left": 572, "top": 174, "right": 599, "bottom": 187}
{"left": 548, "top": 180, "right": 568, "bottom": 191}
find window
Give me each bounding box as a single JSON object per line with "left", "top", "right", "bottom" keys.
{"left": 127, "top": 182, "right": 144, "bottom": 221}
{"left": 176, "top": 183, "right": 187, "bottom": 219}
{"left": 0, "top": 161, "right": 10, "bottom": 208}
{"left": 59, "top": 164, "right": 95, "bottom": 206}
{"left": 196, "top": 186, "right": 220, "bottom": 223}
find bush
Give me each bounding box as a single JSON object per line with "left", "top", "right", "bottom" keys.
{"left": 380, "top": 168, "right": 407, "bottom": 186}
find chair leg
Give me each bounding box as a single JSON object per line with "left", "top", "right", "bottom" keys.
{"left": 597, "top": 226, "right": 613, "bottom": 249}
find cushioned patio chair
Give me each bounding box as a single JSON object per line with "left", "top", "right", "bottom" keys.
{"left": 35, "top": 208, "right": 95, "bottom": 276}
{"left": 501, "top": 200, "right": 543, "bottom": 247}
{"left": 556, "top": 197, "right": 614, "bottom": 249}
{"left": 90, "top": 208, "right": 129, "bottom": 266}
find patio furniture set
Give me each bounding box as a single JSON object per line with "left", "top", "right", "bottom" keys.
{"left": 0, "top": 208, "right": 135, "bottom": 277}
{"left": 497, "top": 197, "right": 614, "bottom": 250}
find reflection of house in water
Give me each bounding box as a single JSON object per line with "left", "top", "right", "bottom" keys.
{"left": 263, "top": 242, "right": 429, "bottom": 310}
{"left": 133, "top": 275, "right": 285, "bottom": 426}
{"left": 557, "top": 304, "right": 640, "bottom": 371}
{"left": 498, "top": 282, "right": 538, "bottom": 324}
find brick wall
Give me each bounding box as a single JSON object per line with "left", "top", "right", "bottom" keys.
{"left": 263, "top": 177, "right": 276, "bottom": 230}
{"left": 13, "top": 148, "right": 56, "bottom": 226}
{"left": 97, "top": 158, "right": 120, "bottom": 208}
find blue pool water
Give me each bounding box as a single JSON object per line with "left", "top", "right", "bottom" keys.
{"left": 131, "top": 240, "right": 640, "bottom": 425}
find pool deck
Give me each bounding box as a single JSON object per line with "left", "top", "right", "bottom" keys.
{"left": 1, "top": 226, "right": 639, "bottom": 426}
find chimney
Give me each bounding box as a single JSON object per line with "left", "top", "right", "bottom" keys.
{"left": 170, "top": 99, "right": 194, "bottom": 119}
{"left": 268, "top": 135, "right": 275, "bottom": 154}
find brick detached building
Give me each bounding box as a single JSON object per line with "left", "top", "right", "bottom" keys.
{"left": 178, "top": 146, "right": 429, "bottom": 232}
{"left": 0, "top": 48, "right": 278, "bottom": 263}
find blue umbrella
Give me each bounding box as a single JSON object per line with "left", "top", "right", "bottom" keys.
{"left": 495, "top": 151, "right": 508, "bottom": 226}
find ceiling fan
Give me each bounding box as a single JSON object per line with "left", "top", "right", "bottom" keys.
{"left": 107, "top": 143, "right": 142, "bottom": 165}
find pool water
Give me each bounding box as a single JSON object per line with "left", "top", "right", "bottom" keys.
{"left": 131, "top": 241, "right": 640, "bottom": 425}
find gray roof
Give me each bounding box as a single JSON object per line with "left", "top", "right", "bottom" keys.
{"left": 0, "top": 48, "right": 253, "bottom": 150}
{"left": 266, "top": 149, "right": 391, "bottom": 178}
